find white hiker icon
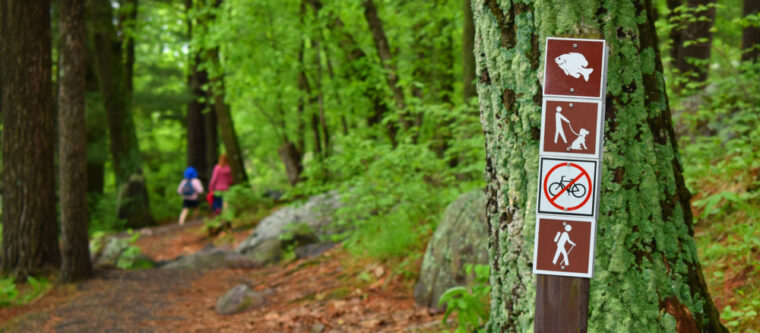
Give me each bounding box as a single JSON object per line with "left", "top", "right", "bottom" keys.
{"left": 555, "top": 52, "right": 594, "bottom": 82}
{"left": 552, "top": 223, "right": 576, "bottom": 269}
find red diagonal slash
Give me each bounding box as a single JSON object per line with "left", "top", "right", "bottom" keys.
{"left": 550, "top": 173, "right": 585, "bottom": 202}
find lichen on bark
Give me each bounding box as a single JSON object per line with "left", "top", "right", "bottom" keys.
{"left": 471, "top": 0, "right": 725, "bottom": 332}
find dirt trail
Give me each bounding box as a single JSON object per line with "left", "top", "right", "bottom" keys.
{"left": 0, "top": 221, "right": 446, "bottom": 332}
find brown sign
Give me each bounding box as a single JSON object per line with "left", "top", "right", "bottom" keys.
{"left": 540, "top": 98, "right": 602, "bottom": 159}
{"left": 543, "top": 38, "right": 606, "bottom": 99}
{"left": 533, "top": 217, "right": 595, "bottom": 278}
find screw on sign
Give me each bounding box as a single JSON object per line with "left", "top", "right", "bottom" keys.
{"left": 537, "top": 158, "right": 597, "bottom": 217}
{"left": 533, "top": 217, "right": 595, "bottom": 278}
{"left": 543, "top": 38, "right": 606, "bottom": 99}
{"left": 540, "top": 98, "right": 603, "bottom": 159}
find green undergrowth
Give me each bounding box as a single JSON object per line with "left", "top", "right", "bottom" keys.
{"left": 439, "top": 264, "right": 491, "bottom": 333}
{"left": 0, "top": 276, "right": 51, "bottom": 307}
{"left": 291, "top": 133, "right": 484, "bottom": 277}
{"left": 676, "top": 60, "right": 760, "bottom": 331}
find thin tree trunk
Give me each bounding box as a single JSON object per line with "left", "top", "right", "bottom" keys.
{"left": 120, "top": 0, "right": 138, "bottom": 93}
{"left": 210, "top": 70, "right": 248, "bottom": 186}
{"left": 0, "top": 0, "right": 61, "bottom": 279}
{"left": 473, "top": 0, "right": 725, "bottom": 331}
{"left": 741, "top": 0, "right": 760, "bottom": 62}
{"left": 185, "top": 0, "right": 212, "bottom": 183}
{"left": 89, "top": 0, "right": 154, "bottom": 228}
{"left": 59, "top": 0, "right": 93, "bottom": 282}
{"left": 85, "top": 56, "right": 106, "bottom": 196}
{"left": 362, "top": 0, "right": 411, "bottom": 131}
{"left": 462, "top": 0, "right": 476, "bottom": 103}
{"left": 314, "top": 41, "right": 330, "bottom": 157}
{"left": 670, "top": 0, "right": 716, "bottom": 90}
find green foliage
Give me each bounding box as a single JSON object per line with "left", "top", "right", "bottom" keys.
{"left": 439, "top": 264, "right": 491, "bottom": 333}
{"left": 116, "top": 230, "right": 154, "bottom": 270}
{"left": 0, "top": 276, "right": 51, "bottom": 307}
{"left": 295, "top": 139, "right": 469, "bottom": 261}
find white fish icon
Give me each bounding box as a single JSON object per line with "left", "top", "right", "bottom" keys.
{"left": 555, "top": 52, "right": 594, "bottom": 82}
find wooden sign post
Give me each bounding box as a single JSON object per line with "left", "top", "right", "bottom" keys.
{"left": 533, "top": 37, "right": 608, "bottom": 333}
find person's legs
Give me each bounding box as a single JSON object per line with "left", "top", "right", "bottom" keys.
{"left": 179, "top": 207, "right": 189, "bottom": 225}
{"left": 212, "top": 196, "right": 223, "bottom": 214}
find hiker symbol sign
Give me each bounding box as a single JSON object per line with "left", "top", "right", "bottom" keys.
{"left": 537, "top": 158, "right": 597, "bottom": 217}
{"left": 533, "top": 217, "right": 595, "bottom": 278}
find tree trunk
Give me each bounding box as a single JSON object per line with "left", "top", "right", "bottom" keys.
{"left": 59, "top": 0, "right": 93, "bottom": 282}
{"left": 670, "top": 0, "right": 716, "bottom": 90}
{"left": 185, "top": 0, "right": 212, "bottom": 183}
{"left": 85, "top": 46, "right": 106, "bottom": 196}
{"left": 741, "top": 0, "right": 760, "bottom": 62}
{"left": 314, "top": 41, "right": 330, "bottom": 157}
{"left": 462, "top": 0, "right": 476, "bottom": 102}
{"left": 278, "top": 142, "right": 303, "bottom": 186}
{"left": 362, "top": 0, "right": 411, "bottom": 131}
{"left": 120, "top": 0, "right": 138, "bottom": 93}
{"left": 210, "top": 72, "right": 248, "bottom": 186}
{"left": 89, "top": 0, "right": 154, "bottom": 228}
{"left": 0, "top": 0, "right": 61, "bottom": 279}
{"left": 472, "top": 0, "right": 725, "bottom": 331}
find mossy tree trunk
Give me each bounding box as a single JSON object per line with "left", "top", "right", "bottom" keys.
{"left": 0, "top": 0, "right": 61, "bottom": 279}
{"left": 89, "top": 0, "right": 154, "bottom": 228}
{"left": 471, "top": 0, "right": 725, "bottom": 331}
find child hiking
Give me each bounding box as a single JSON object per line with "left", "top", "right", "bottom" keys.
{"left": 208, "top": 154, "right": 233, "bottom": 214}
{"left": 177, "top": 166, "right": 205, "bottom": 225}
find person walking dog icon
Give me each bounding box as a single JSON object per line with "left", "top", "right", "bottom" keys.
{"left": 554, "top": 106, "right": 571, "bottom": 144}
{"left": 552, "top": 223, "right": 576, "bottom": 269}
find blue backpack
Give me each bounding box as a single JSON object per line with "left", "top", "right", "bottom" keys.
{"left": 181, "top": 181, "right": 195, "bottom": 196}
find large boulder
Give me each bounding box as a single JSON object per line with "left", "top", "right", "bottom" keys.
{"left": 162, "top": 246, "right": 258, "bottom": 270}
{"left": 236, "top": 191, "right": 343, "bottom": 263}
{"left": 413, "top": 190, "right": 489, "bottom": 310}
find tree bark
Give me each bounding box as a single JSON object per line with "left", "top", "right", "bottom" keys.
{"left": 669, "top": 0, "right": 716, "bottom": 90}
{"left": 0, "top": 0, "right": 61, "bottom": 279}
{"left": 185, "top": 0, "right": 213, "bottom": 183}
{"left": 362, "top": 0, "right": 411, "bottom": 131}
{"left": 89, "top": 0, "right": 154, "bottom": 228}
{"left": 119, "top": 0, "right": 138, "bottom": 93}
{"left": 59, "top": 0, "right": 93, "bottom": 282}
{"left": 85, "top": 46, "right": 106, "bottom": 196}
{"left": 210, "top": 70, "right": 249, "bottom": 186}
{"left": 741, "top": 0, "right": 760, "bottom": 62}
{"left": 472, "top": 0, "right": 725, "bottom": 331}
{"left": 462, "top": 0, "right": 476, "bottom": 102}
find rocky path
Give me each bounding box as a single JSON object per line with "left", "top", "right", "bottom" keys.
{"left": 0, "top": 221, "right": 446, "bottom": 332}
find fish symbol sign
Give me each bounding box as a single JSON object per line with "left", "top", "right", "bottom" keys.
{"left": 543, "top": 38, "right": 607, "bottom": 99}
{"left": 555, "top": 52, "right": 593, "bottom": 82}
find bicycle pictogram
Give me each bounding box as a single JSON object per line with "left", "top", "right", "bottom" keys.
{"left": 548, "top": 175, "right": 587, "bottom": 198}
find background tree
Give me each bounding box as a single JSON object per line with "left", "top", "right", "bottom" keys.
{"left": 59, "top": 0, "right": 93, "bottom": 282}
{"left": 741, "top": 0, "right": 760, "bottom": 61}
{"left": 668, "top": 0, "right": 716, "bottom": 91}
{"left": 472, "top": 0, "right": 724, "bottom": 331}
{"left": 88, "top": 0, "right": 154, "bottom": 228}
{"left": 0, "top": 0, "right": 61, "bottom": 279}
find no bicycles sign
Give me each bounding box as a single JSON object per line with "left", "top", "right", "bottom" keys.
{"left": 537, "top": 158, "right": 598, "bottom": 217}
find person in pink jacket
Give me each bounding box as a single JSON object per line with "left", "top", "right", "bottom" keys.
{"left": 177, "top": 166, "right": 204, "bottom": 225}
{"left": 209, "top": 154, "right": 233, "bottom": 214}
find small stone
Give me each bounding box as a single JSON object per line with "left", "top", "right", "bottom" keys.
{"left": 310, "top": 323, "right": 325, "bottom": 333}
{"left": 215, "top": 284, "right": 266, "bottom": 315}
